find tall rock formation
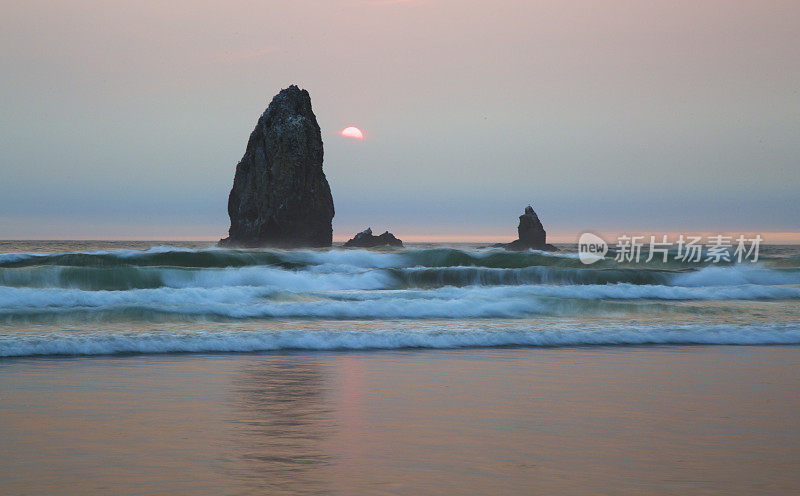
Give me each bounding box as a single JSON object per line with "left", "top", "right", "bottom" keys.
{"left": 516, "top": 205, "right": 546, "bottom": 248}
{"left": 220, "top": 85, "right": 334, "bottom": 247}
{"left": 495, "top": 205, "right": 558, "bottom": 251}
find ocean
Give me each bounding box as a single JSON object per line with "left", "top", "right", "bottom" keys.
{"left": 1, "top": 240, "right": 799, "bottom": 355}
{"left": 1, "top": 241, "right": 799, "bottom": 494}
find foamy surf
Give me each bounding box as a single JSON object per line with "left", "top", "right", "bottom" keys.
{"left": 1, "top": 243, "right": 800, "bottom": 355}
{"left": 2, "top": 323, "right": 799, "bottom": 357}
{"left": 1, "top": 282, "right": 799, "bottom": 322}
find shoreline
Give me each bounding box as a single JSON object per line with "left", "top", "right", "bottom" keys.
{"left": 2, "top": 345, "right": 799, "bottom": 495}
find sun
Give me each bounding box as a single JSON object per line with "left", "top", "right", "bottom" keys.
{"left": 340, "top": 126, "right": 364, "bottom": 140}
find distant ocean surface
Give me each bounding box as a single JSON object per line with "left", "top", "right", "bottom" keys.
{"left": 2, "top": 240, "right": 800, "bottom": 357}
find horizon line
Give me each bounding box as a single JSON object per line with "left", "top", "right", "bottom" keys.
{"left": 2, "top": 231, "right": 800, "bottom": 244}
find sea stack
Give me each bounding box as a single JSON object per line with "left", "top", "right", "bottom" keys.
{"left": 344, "top": 228, "right": 404, "bottom": 248}
{"left": 220, "top": 85, "right": 334, "bottom": 247}
{"left": 496, "top": 205, "right": 558, "bottom": 251}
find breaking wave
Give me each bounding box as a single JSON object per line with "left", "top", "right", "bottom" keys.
{"left": 2, "top": 324, "right": 799, "bottom": 357}
{"left": 1, "top": 281, "right": 799, "bottom": 323}
{"left": 1, "top": 245, "right": 799, "bottom": 327}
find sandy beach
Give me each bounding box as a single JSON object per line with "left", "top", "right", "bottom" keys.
{"left": 2, "top": 345, "right": 798, "bottom": 495}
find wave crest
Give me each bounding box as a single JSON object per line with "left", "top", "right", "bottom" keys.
{"left": 2, "top": 324, "right": 799, "bottom": 357}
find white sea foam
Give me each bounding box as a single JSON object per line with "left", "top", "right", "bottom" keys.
{"left": 0, "top": 253, "right": 31, "bottom": 264}
{"left": 0, "top": 245, "right": 203, "bottom": 264}
{"left": 282, "top": 249, "right": 406, "bottom": 268}
{"left": 0, "top": 285, "right": 272, "bottom": 309}
{"left": 86, "top": 245, "right": 201, "bottom": 257}
{"left": 5, "top": 263, "right": 799, "bottom": 293}
{"left": 158, "top": 265, "right": 392, "bottom": 291}
{"left": 2, "top": 324, "right": 798, "bottom": 357}
{"left": 0, "top": 245, "right": 582, "bottom": 269}
{"left": 1, "top": 282, "right": 798, "bottom": 322}
{"left": 2, "top": 246, "right": 800, "bottom": 325}
{"left": 0, "top": 285, "right": 543, "bottom": 319}
{"left": 671, "top": 264, "right": 800, "bottom": 286}
{"left": 0, "top": 264, "right": 395, "bottom": 291}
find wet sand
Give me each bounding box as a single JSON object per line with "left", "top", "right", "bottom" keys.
{"left": 1, "top": 346, "right": 799, "bottom": 495}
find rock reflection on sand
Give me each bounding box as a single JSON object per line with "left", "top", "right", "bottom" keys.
{"left": 219, "top": 359, "right": 334, "bottom": 495}
{"left": 2, "top": 348, "right": 799, "bottom": 495}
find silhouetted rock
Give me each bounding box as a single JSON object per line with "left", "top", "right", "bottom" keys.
{"left": 220, "top": 85, "right": 334, "bottom": 247}
{"left": 517, "top": 205, "right": 545, "bottom": 247}
{"left": 493, "top": 205, "right": 557, "bottom": 251}
{"left": 344, "top": 228, "right": 403, "bottom": 248}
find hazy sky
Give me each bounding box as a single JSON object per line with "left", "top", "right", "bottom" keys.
{"left": 1, "top": 0, "right": 798, "bottom": 241}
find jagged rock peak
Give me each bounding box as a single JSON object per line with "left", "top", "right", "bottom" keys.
{"left": 344, "top": 228, "right": 404, "bottom": 248}
{"left": 494, "top": 205, "right": 557, "bottom": 251}
{"left": 517, "top": 205, "right": 546, "bottom": 248}
{"left": 220, "top": 85, "right": 334, "bottom": 247}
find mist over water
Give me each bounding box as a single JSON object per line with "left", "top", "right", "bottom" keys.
{"left": 1, "top": 241, "right": 799, "bottom": 357}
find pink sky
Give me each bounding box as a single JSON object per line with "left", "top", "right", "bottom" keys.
{"left": 1, "top": 1, "right": 798, "bottom": 240}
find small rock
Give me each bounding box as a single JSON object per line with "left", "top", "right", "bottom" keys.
{"left": 344, "top": 228, "right": 404, "bottom": 248}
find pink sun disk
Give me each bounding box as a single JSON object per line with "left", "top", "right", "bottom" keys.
{"left": 340, "top": 126, "right": 364, "bottom": 140}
